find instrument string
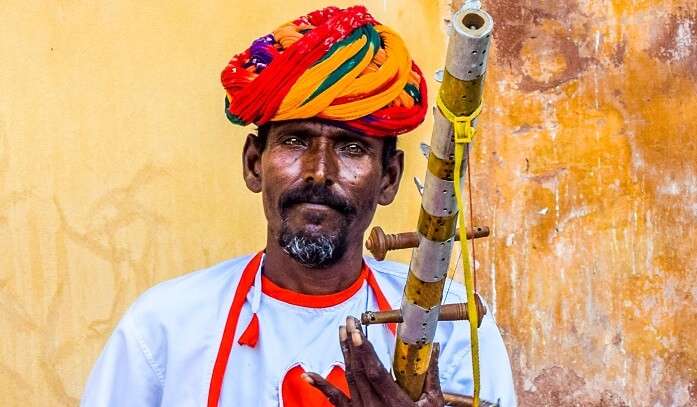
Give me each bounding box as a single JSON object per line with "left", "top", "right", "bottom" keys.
{"left": 443, "top": 249, "right": 462, "bottom": 305}
{"left": 443, "top": 149, "right": 478, "bottom": 304}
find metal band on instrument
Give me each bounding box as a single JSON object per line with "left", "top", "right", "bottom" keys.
{"left": 397, "top": 300, "right": 440, "bottom": 345}
{"left": 405, "top": 276, "right": 446, "bottom": 308}
{"left": 445, "top": 9, "right": 493, "bottom": 81}
{"left": 411, "top": 234, "right": 453, "bottom": 282}
{"left": 421, "top": 170, "right": 456, "bottom": 217}
{"left": 417, "top": 208, "right": 457, "bottom": 242}
{"left": 426, "top": 152, "right": 455, "bottom": 181}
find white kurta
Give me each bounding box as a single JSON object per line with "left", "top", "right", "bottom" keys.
{"left": 82, "top": 254, "right": 516, "bottom": 406}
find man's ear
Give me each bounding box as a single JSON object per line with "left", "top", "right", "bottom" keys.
{"left": 377, "top": 149, "right": 404, "bottom": 205}
{"left": 242, "top": 134, "right": 263, "bottom": 193}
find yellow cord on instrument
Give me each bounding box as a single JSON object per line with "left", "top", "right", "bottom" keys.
{"left": 436, "top": 95, "right": 482, "bottom": 407}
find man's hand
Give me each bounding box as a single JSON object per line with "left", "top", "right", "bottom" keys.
{"left": 303, "top": 316, "right": 445, "bottom": 407}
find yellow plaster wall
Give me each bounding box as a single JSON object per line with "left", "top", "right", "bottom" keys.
{"left": 0, "top": 0, "right": 695, "bottom": 406}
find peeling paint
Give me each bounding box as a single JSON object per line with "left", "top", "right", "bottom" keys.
{"left": 451, "top": 0, "right": 697, "bottom": 405}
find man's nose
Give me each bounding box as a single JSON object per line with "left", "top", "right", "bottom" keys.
{"left": 301, "top": 142, "right": 337, "bottom": 186}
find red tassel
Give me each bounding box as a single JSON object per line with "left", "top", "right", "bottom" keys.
{"left": 238, "top": 314, "right": 260, "bottom": 347}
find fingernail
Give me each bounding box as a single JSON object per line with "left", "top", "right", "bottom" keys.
{"left": 301, "top": 373, "right": 314, "bottom": 384}
{"left": 352, "top": 330, "right": 363, "bottom": 346}
{"left": 346, "top": 316, "right": 355, "bottom": 331}
{"left": 353, "top": 316, "right": 362, "bottom": 330}
{"left": 339, "top": 325, "right": 348, "bottom": 341}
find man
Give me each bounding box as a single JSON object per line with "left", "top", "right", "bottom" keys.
{"left": 82, "top": 6, "right": 515, "bottom": 406}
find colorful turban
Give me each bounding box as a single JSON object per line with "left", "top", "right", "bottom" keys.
{"left": 221, "top": 6, "right": 428, "bottom": 137}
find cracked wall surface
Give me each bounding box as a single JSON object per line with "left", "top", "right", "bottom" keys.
{"left": 451, "top": 0, "right": 697, "bottom": 405}
{"left": 0, "top": 0, "right": 695, "bottom": 405}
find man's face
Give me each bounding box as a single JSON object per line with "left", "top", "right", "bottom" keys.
{"left": 242, "top": 120, "right": 403, "bottom": 268}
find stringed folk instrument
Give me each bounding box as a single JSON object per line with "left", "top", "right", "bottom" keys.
{"left": 363, "top": 5, "right": 495, "bottom": 407}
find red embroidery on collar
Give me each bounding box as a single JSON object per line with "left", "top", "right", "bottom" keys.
{"left": 261, "top": 263, "right": 370, "bottom": 308}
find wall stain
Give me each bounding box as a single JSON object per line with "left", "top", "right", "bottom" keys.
{"left": 54, "top": 164, "right": 171, "bottom": 336}
{"left": 648, "top": 10, "right": 697, "bottom": 79}
{"left": 610, "top": 38, "right": 627, "bottom": 67}
{"left": 519, "top": 366, "right": 630, "bottom": 407}
{"left": 518, "top": 21, "right": 592, "bottom": 92}
{"left": 1, "top": 162, "right": 173, "bottom": 404}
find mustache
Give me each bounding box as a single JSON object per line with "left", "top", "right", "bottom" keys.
{"left": 279, "top": 184, "right": 356, "bottom": 216}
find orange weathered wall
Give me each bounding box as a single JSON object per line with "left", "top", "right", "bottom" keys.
{"left": 0, "top": 0, "right": 695, "bottom": 405}
{"left": 458, "top": 0, "right": 697, "bottom": 405}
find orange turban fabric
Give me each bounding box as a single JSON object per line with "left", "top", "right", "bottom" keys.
{"left": 221, "top": 6, "right": 427, "bottom": 137}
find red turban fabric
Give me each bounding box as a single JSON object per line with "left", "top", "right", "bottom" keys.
{"left": 221, "top": 6, "right": 428, "bottom": 137}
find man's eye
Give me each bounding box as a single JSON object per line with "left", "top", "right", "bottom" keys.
{"left": 282, "top": 137, "right": 303, "bottom": 146}
{"left": 342, "top": 143, "right": 365, "bottom": 155}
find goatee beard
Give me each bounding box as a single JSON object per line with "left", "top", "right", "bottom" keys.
{"left": 277, "top": 183, "right": 355, "bottom": 268}
{"left": 278, "top": 220, "right": 348, "bottom": 268}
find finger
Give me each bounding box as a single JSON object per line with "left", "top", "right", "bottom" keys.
{"left": 346, "top": 316, "right": 376, "bottom": 406}
{"left": 303, "top": 372, "right": 351, "bottom": 407}
{"left": 349, "top": 317, "right": 414, "bottom": 406}
{"left": 340, "top": 324, "right": 364, "bottom": 406}
{"left": 423, "top": 342, "right": 443, "bottom": 397}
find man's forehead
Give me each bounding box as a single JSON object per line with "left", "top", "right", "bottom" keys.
{"left": 267, "top": 120, "right": 368, "bottom": 140}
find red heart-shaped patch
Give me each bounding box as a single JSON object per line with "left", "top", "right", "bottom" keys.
{"left": 281, "top": 363, "right": 349, "bottom": 407}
